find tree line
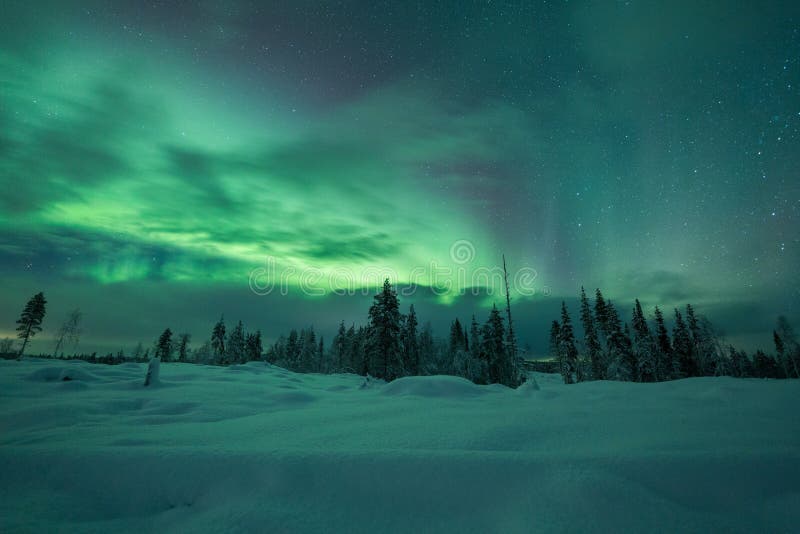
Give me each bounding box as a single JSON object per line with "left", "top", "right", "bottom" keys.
{"left": 7, "top": 285, "right": 798, "bottom": 388}
{"left": 265, "top": 279, "right": 523, "bottom": 387}
{"left": 551, "top": 287, "right": 800, "bottom": 384}
{"left": 3, "top": 280, "right": 524, "bottom": 388}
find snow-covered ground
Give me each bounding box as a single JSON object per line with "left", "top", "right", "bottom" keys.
{"left": 1, "top": 358, "right": 798, "bottom": 533}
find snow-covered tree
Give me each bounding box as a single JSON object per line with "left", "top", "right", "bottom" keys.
{"left": 177, "top": 333, "right": 191, "bottom": 362}
{"left": 193, "top": 340, "right": 213, "bottom": 364}
{"left": 53, "top": 308, "right": 82, "bottom": 357}
{"left": 132, "top": 341, "right": 145, "bottom": 362}
{"left": 0, "top": 338, "right": 14, "bottom": 354}
{"left": 688, "top": 311, "right": 725, "bottom": 377}
{"left": 452, "top": 346, "right": 486, "bottom": 384}
{"left": 607, "top": 302, "right": 635, "bottom": 381}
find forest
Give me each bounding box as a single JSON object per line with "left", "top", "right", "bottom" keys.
{"left": 7, "top": 281, "right": 799, "bottom": 388}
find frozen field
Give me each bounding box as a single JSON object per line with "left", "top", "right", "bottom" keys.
{"left": 1, "top": 358, "right": 798, "bottom": 533}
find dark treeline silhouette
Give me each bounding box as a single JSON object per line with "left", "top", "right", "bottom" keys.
{"left": 5, "top": 280, "right": 524, "bottom": 387}
{"left": 7, "top": 286, "right": 797, "bottom": 388}
{"left": 265, "top": 279, "right": 524, "bottom": 387}
{"left": 552, "top": 287, "right": 800, "bottom": 384}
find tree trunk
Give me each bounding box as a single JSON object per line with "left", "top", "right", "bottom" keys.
{"left": 18, "top": 325, "right": 32, "bottom": 359}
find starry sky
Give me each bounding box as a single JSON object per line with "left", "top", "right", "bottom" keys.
{"left": 1, "top": 0, "right": 798, "bottom": 355}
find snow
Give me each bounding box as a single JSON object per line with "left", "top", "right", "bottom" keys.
{"left": 1, "top": 358, "right": 798, "bottom": 533}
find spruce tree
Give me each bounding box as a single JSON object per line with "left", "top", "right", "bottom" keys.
{"left": 502, "top": 255, "right": 520, "bottom": 385}
{"left": 632, "top": 299, "right": 656, "bottom": 382}
{"left": 177, "top": 333, "right": 191, "bottom": 362}
{"left": 621, "top": 322, "right": 636, "bottom": 380}
{"left": 15, "top": 292, "right": 47, "bottom": 357}
{"left": 345, "top": 324, "right": 357, "bottom": 372}
{"left": 687, "top": 310, "right": 723, "bottom": 376}
{"left": 605, "top": 300, "right": 634, "bottom": 381}
{"left": 579, "top": 287, "right": 603, "bottom": 380}
{"left": 418, "top": 322, "right": 435, "bottom": 374}
{"left": 367, "top": 279, "right": 403, "bottom": 380}
{"left": 211, "top": 316, "right": 226, "bottom": 363}
{"left": 773, "top": 330, "right": 788, "bottom": 377}
{"left": 332, "top": 321, "right": 347, "bottom": 371}
{"left": 775, "top": 316, "right": 800, "bottom": 378}
{"left": 320, "top": 336, "right": 328, "bottom": 372}
{"left": 227, "top": 321, "right": 246, "bottom": 365}
{"left": 451, "top": 317, "right": 478, "bottom": 381}
{"left": 298, "top": 327, "right": 317, "bottom": 372}
{"left": 470, "top": 316, "right": 482, "bottom": 360}
{"left": 245, "top": 330, "right": 262, "bottom": 362}
{"left": 753, "top": 350, "right": 780, "bottom": 378}
{"left": 653, "top": 306, "right": 673, "bottom": 380}
{"left": 449, "top": 318, "right": 466, "bottom": 355}
{"left": 557, "top": 302, "right": 578, "bottom": 384}
{"left": 685, "top": 304, "right": 704, "bottom": 373}
{"left": 727, "top": 346, "right": 749, "bottom": 378}
{"left": 672, "top": 309, "right": 694, "bottom": 377}
{"left": 482, "top": 304, "right": 508, "bottom": 385}
{"left": 402, "top": 305, "right": 419, "bottom": 375}
{"left": 594, "top": 289, "right": 610, "bottom": 339}
{"left": 356, "top": 325, "right": 370, "bottom": 376}
{"left": 155, "top": 328, "right": 173, "bottom": 361}
{"left": 469, "top": 315, "right": 488, "bottom": 384}
{"left": 287, "top": 329, "right": 300, "bottom": 369}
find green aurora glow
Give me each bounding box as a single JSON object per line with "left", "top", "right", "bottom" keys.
{"left": 1, "top": 1, "right": 798, "bottom": 353}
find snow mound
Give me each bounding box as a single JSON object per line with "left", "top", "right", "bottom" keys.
{"left": 143, "top": 357, "right": 161, "bottom": 387}
{"left": 26, "top": 366, "right": 100, "bottom": 383}
{"left": 515, "top": 378, "right": 541, "bottom": 396}
{"left": 381, "top": 375, "right": 486, "bottom": 398}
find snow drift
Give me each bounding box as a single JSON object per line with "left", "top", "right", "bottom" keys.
{"left": 0, "top": 358, "right": 798, "bottom": 533}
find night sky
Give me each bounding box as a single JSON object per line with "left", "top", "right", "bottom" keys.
{"left": 1, "top": 1, "right": 798, "bottom": 355}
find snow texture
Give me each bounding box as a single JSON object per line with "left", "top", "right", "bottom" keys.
{"left": 143, "top": 357, "right": 160, "bottom": 387}
{"left": 1, "top": 358, "right": 798, "bottom": 533}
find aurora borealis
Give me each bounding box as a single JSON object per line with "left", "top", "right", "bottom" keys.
{"left": 1, "top": 1, "right": 798, "bottom": 354}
